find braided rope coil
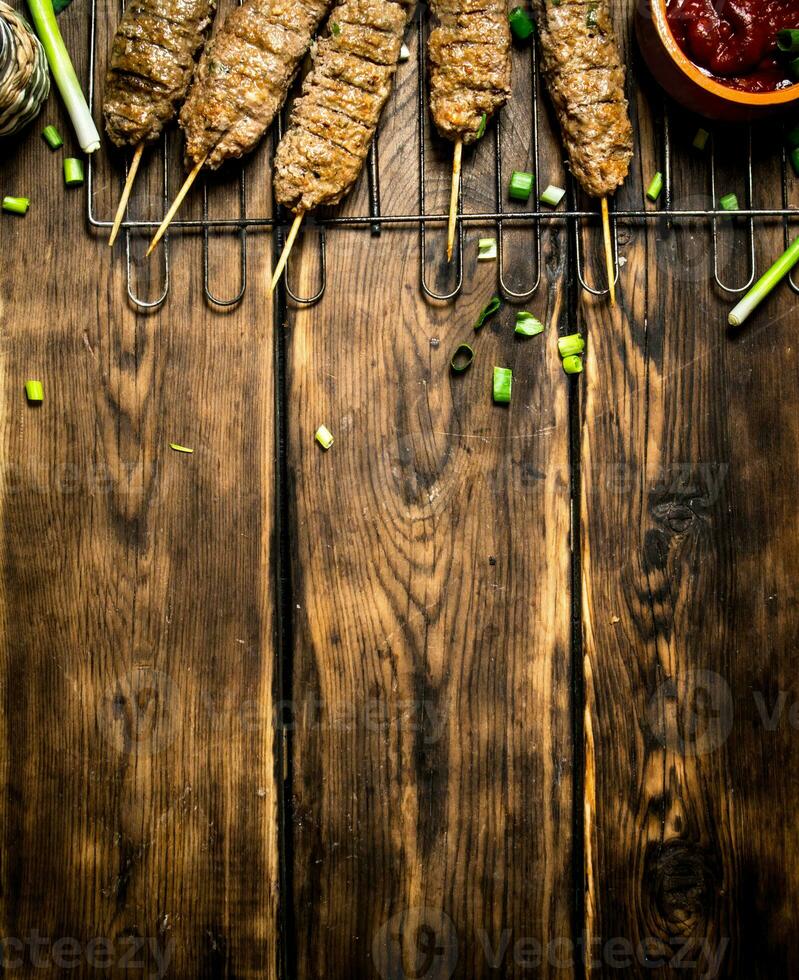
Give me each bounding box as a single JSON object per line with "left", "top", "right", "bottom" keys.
{"left": 0, "top": 0, "right": 50, "bottom": 137}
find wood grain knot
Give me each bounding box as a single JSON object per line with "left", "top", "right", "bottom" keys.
{"left": 649, "top": 500, "right": 699, "bottom": 536}
{"left": 643, "top": 840, "right": 721, "bottom": 938}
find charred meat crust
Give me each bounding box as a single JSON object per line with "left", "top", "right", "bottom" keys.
{"left": 179, "top": 0, "right": 331, "bottom": 169}
{"left": 427, "top": 0, "right": 511, "bottom": 143}
{"left": 531, "top": 0, "right": 633, "bottom": 197}
{"left": 103, "top": 0, "right": 216, "bottom": 148}
{"left": 273, "top": 0, "right": 415, "bottom": 213}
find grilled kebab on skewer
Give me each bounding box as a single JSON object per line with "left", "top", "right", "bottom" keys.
{"left": 103, "top": 0, "right": 217, "bottom": 245}
{"left": 148, "top": 0, "right": 333, "bottom": 255}
{"left": 531, "top": 0, "right": 633, "bottom": 303}
{"left": 270, "top": 0, "right": 416, "bottom": 288}
{"left": 427, "top": 0, "right": 512, "bottom": 260}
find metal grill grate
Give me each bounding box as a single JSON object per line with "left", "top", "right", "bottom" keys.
{"left": 86, "top": 0, "right": 799, "bottom": 309}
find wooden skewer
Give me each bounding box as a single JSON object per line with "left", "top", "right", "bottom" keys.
{"left": 447, "top": 138, "right": 462, "bottom": 263}
{"left": 109, "top": 142, "right": 144, "bottom": 248}
{"left": 270, "top": 211, "right": 305, "bottom": 293}
{"left": 601, "top": 196, "right": 616, "bottom": 307}
{"left": 146, "top": 155, "right": 207, "bottom": 256}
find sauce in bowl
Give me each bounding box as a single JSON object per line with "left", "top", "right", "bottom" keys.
{"left": 667, "top": 0, "right": 799, "bottom": 92}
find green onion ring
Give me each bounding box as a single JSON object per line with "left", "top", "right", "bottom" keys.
{"left": 3, "top": 195, "right": 30, "bottom": 215}
{"left": 474, "top": 295, "right": 501, "bottom": 329}
{"left": 315, "top": 424, "right": 334, "bottom": 450}
{"left": 24, "top": 379, "right": 43, "bottom": 402}
{"left": 508, "top": 6, "right": 534, "bottom": 41}
{"left": 646, "top": 172, "right": 663, "bottom": 203}
{"left": 778, "top": 29, "right": 799, "bottom": 53}
{"left": 42, "top": 124, "right": 63, "bottom": 150}
{"left": 557, "top": 334, "right": 585, "bottom": 358}
{"left": 515, "top": 312, "right": 544, "bottom": 336}
{"left": 450, "top": 344, "right": 475, "bottom": 373}
{"left": 63, "top": 157, "right": 84, "bottom": 186}
{"left": 492, "top": 366, "right": 512, "bottom": 403}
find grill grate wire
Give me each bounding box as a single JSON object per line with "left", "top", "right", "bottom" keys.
{"left": 86, "top": 0, "right": 799, "bottom": 309}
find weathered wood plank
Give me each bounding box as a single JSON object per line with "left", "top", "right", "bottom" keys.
{"left": 581, "top": 4, "right": 799, "bottom": 975}
{"left": 286, "top": 21, "right": 574, "bottom": 979}
{"left": 0, "top": 5, "right": 280, "bottom": 976}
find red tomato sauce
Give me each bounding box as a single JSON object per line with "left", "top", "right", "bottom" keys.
{"left": 666, "top": 0, "right": 799, "bottom": 92}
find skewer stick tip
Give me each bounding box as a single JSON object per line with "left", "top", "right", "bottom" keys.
{"left": 447, "top": 139, "right": 463, "bottom": 264}
{"left": 146, "top": 156, "right": 206, "bottom": 257}
{"left": 109, "top": 142, "right": 145, "bottom": 248}
{"left": 601, "top": 197, "right": 616, "bottom": 308}
{"left": 270, "top": 211, "right": 305, "bottom": 293}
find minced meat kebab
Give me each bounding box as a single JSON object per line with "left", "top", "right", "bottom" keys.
{"left": 180, "top": 0, "right": 333, "bottom": 170}
{"left": 531, "top": 0, "right": 632, "bottom": 198}
{"left": 273, "top": 0, "right": 415, "bottom": 216}
{"left": 103, "top": 0, "right": 217, "bottom": 244}
{"left": 103, "top": 0, "right": 216, "bottom": 149}
{"left": 427, "top": 0, "right": 512, "bottom": 258}
{"left": 147, "top": 0, "right": 334, "bottom": 253}
{"left": 428, "top": 0, "right": 512, "bottom": 145}
{"left": 270, "top": 0, "right": 416, "bottom": 286}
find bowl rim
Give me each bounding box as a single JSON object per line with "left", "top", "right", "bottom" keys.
{"left": 653, "top": 0, "right": 799, "bottom": 107}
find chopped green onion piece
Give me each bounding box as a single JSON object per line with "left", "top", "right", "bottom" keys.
{"left": 24, "top": 380, "right": 43, "bottom": 403}
{"left": 169, "top": 443, "right": 193, "bottom": 453}
{"left": 315, "top": 424, "right": 334, "bottom": 450}
{"left": 42, "top": 124, "right": 63, "bottom": 150}
{"left": 478, "top": 237, "right": 497, "bottom": 261}
{"left": 493, "top": 366, "right": 512, "bottom": 404}
{"left": 508, "top": 6, "right": 534, "bottom": 40}
{"left": 558, "top": 334, "right": 585, "bottom": 358}
{"left": 729, "top": 233, "right": 799, "bottom": 326}
{"left": 646, "top": 172, "right": 663, "bottom": 202}
{"left": 719, "top": 192, "right": 739, "bottom": 217}
{"left": 586, "top": 4, "right": 598, "bottom": 27}
{"left": 399, "top": 42, "right": 410, "bottom": 61}
{"left": 26, "top": 0, "right": 101, "bottom": 153}
{"left": 791, "top": 146, "right": 799, "bottom": 177}
{"left": 330, "top": 21, "right": 340, "bottom": 34}
{"left": 540, "top": 184, "right": 566, "bottom": 207}
{"left": 476, "top": 113, "right": 487, "bottom": 139}
{"left": 562, "top": 355, "right": 583, "bottom": 375}
{"left": 515, "top": 312, "right": 544, "bottom": 336}
{"left": 450, "top": 343, "right": 475, "bottom": 372}
{"left": 786, "top": 123, "right": 799, "bottom": 149}
{"left": 508, "top": 170, "right": 535, "bottom": 202}
{"left": 3, "top": 196, "right": 30, "bottom": 215}
{"left": 791, "top": 55, "right": 799, "bottom": 80}
{"left": 474, "top": 294, "right": 501, "bottom": 329}
{"left": 63, "top": 157, "right": 84, "bottom": 186}
{"left": 778, "top": 29, "right": 799, "bottom": 53}
{"left": 692, "top": 128, "right": 710, "bottom": 151}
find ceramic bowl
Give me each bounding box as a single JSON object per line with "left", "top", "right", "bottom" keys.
{"left": 635, "top": 0, "right": 799, "bottom": 122}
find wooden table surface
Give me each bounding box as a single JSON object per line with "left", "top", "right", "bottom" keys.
{"left": 2, "top": 1, "right": 798, "bottom": 977}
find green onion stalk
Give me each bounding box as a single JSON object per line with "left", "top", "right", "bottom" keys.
{"left": 26, "top": 0, "right": 100, "bottom": 152}
{"left": 729, "top": 235, "right": 799, "bottom": 327}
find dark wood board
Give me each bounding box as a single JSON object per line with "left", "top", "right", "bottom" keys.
{"left": 2, "top": 0, "right": 799, "bottom": 976}
{"left": 580, "top": 3, "right": 799, "bottom": 976}
{"left": 0, "top": 4, "right": 280, "bottom": 976}
{"left": 285, "top": 19, "right": 574, "bottom": 980}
